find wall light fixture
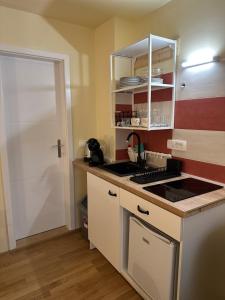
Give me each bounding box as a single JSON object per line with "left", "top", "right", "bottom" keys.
{"left": 181, "top": 48, "right": 219, "bottom": 68}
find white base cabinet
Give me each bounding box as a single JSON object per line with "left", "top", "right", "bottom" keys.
{"left": 87, "top": 173, "right": 225, "bottom": 300}
{"left": 87, "top": 172, "right": 121, "bottom": 271}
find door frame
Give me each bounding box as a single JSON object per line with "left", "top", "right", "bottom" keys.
{"left": 0, "top": 44, "right": 74, "bottom": 249}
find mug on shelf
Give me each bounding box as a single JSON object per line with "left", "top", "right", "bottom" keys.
{"left": 140, "top": 117, "right": 148, "bottom": 127}
{"left": 131, "top": 118, "right": 140, "bottom": 126}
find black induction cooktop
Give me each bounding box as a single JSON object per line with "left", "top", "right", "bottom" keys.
{"left": 143, "top": 178, "right": 223, "bottom": 202}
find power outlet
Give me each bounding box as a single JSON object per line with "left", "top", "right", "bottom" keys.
{"left": 167, "top": 139, "right": 187, "bottom": 151}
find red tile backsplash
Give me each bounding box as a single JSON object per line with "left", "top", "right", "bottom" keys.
{"left": 116, "top": 149, "right": 129, "bottom": 160}
{"left": 133, "top": 88, "right": 172, "bottom": 104}
{"left": 134, "top": 130, "right": 172, "bottom": 154}
{"left": 175, "top": 97, "right": 225, "bottom": 131}
{"left": 173, "top": 157, "right": 225, "bottom": 184}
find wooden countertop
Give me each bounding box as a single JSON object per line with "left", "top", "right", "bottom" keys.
{"left": 73, "top": 159, "right": 225, "bottom": 218}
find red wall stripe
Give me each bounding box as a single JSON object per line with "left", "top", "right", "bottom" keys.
{"left": 134, "top": 89, "right": 172, "bottom": 104}
{"left": 116, "top": 149, "right": 129, "bottom": 160}
{"left": 134, "top": 130, "right": 172, "bottom": 154}
{"left": 134, "top": 92, "right": 147, "bottom": 104}
{"left": 152, "top": 88, "right": 172, "bottom": 102}
{"left": 175, "top": 97, "right": 225, "bottom": 131}
{"left": 116, "top": 104, "right": 132, "bottom": 111}
{"left": 161, "top": 73, "right": 173, "bottom": 84}
{"left": 173, "top": 157, "right": 225, "bottom": 184}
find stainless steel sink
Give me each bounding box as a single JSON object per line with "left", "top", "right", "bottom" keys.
{"left": 100, "top": 161, "right": 148, "bottom": 177}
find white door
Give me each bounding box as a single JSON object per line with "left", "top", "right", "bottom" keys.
{"left": 0, "top": 55, "right": 66, "bottom": 240}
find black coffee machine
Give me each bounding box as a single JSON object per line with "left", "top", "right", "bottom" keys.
{"left": 87, "top": 138, "right": 104, "bottom": 166}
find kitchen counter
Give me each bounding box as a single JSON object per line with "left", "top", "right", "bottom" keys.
{"left": 73, "top": 159, "right": 225, "bottom": 218}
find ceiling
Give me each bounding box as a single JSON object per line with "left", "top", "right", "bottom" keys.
{"left": 0, "top": 0, "right": 171, "bottom": 28}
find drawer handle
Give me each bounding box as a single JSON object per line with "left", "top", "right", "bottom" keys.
{"left": 137, "top": 205, "right": 149, "bottom": 215}
{"left": 108, "top": 190, "right": 117, "bottom": 197}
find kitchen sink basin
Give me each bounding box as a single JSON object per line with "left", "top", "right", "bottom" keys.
{"left": 100, "top": 161, "right": 147, "bottom": 177}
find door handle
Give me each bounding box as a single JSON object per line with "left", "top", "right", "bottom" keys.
{"left": 52, "top": 139, "right": 64, "bottom": 158}
{"left": 57, "top": 139, "right": 62, "bottom": 158}
{"left": 137, "top": 205, "right": 149, "bottom": 215}
{"left": 108, "top": 190, "right": 117, "bottom": 197}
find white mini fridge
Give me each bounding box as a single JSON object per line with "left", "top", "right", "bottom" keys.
{"left": 128, "top": 217, "right": 176, "bottom": 300}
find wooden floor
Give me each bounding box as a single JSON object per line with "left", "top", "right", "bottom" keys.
{"left": 0, "top": 231, "right": 141, "bottom": 300}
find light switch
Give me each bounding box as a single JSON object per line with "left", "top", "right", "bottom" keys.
{"left": 167, "top": 139, "right": 187, "bottom": 151}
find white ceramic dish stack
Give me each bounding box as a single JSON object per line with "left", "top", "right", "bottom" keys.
{"left": 119, "top": 76, "right": 144, "bottom": 87}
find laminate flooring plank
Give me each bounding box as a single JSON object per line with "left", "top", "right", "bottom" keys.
{"left": 0, "top": 232, "right": 141, "bottom": 300}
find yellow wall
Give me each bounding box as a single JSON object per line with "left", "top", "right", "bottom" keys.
{"left": 0, "top": 6, "right": 96, "bottom": 252}
{"left": 112, "top": 0, "right": 225, "bottom": 60}
{"left": 128, "top": 0, "right": 225, "bottom": 63}
{"left": 94, "top": 17, "right": 138, "bottom": 159}
{"left": 94, "top": 18, "right": 116, "bottom": 160}
{"left": 114, "top": 17, "right": 137, "bottom": 51}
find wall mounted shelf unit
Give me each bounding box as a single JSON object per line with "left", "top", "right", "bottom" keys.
{"left": 110, "top": 34, "right": 177, "bottom": 131}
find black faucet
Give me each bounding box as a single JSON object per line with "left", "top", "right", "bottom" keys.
{"left": 126, "top": 132, "right": 144, "bottom": 167}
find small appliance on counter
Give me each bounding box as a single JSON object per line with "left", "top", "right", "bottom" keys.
{"left": 84, "top": 141, "right": 91, "bottom": 162}
{"left": 85, "top": 138, "right": 104, "bottom": 166}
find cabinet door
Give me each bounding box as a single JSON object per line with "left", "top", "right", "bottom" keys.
{"left": 87, "top": 172, "right": 121, "bottom": 270}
